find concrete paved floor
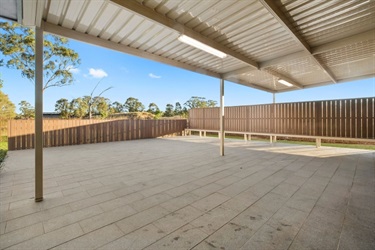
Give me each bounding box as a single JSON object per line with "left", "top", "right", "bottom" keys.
{"left": 0, "top": 137, "right": 374, "bottom": 250}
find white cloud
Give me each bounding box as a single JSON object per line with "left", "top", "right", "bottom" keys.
{"left": 67, "top": 66, "right": 80, "bottom": 74}
{"left": 89, "top": 68, "right": 108, "bottom": 78}
{"left": 149, "top": 73, "right": 161, "bottom": 79}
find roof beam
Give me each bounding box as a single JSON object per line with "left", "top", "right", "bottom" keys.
{"left": 224, "top": 65, "right": 304, "bottom": 89}
{"left": 258, "top": 0, "right": 337, "bottom": 83}
{"left": 43, "top": 22, "right": 221, "bottom": 79}
{"left": 262, "top": 69, "right": 303, "bottom": 89}
{"left": 110, "top": 0, "right": 259, "bottom": 69}
{"left": 224, "top": 77, "right": 276, "bottom": 93}
{"left": 222, "top": 67, "right": 253, "bottom": 78}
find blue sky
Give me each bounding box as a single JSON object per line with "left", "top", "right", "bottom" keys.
{"left": 1, "top": 38, "right": 374, "bottom": 112}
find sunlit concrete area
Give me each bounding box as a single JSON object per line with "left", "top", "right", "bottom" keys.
{"left": 0, "top": 137, "right": 374, "bottom": 250}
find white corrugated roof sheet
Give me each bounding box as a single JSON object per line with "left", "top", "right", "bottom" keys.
{"left": 20, "top": 0, "right": 375, "bottom": 93}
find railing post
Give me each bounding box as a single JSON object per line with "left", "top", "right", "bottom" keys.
{"left": 316, "top": 138, "right": 321, "bottom": 148}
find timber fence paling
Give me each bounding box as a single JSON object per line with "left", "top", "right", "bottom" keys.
{"left": 7, "top": 119, "right": 187, "bottom": 150}
{"left": 188, "top": 97, "right": 375, "bottom": 140}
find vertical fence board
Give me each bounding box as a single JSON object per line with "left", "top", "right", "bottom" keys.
{"left": 7, "top": 119, "right": 187, "bottom": 150}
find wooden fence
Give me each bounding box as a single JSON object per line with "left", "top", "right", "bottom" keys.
{"left": 8, "top": 119, "right": 187, "bottom": 150}
{"left": 189, "top": 97, "right": 374, "bottom": 139}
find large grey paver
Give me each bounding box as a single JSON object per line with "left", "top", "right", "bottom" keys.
{"left": 0, "top": 223, "right": 44, "bottom": 249}
{"left": 98, "top": 224, "right": 167, "bottom": 250}
{"left": 43, "top": 204, "right": 103, "bottom": 233}
{"left": 51, "top": 224, "right": 123, "bottom": 250}
{"left": 6, "top": 223, "right": 84, "bottom": 250}
{"left": 116, "top": 205, "right": 170, "bottom": 235}
{"left": 338, "top": 223, "right": 375, "bottom": 250}
{"left": 79, "top": 204, "right": 137, "bottom": 233}
{"left": 144, "top": 223, "right": 208, "bottom": 250}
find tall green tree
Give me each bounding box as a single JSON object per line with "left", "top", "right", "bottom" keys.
{"left": 206, "top": 99, "right": 217, "bottom": 107}
{"left": 174, "top": 102, "right": 182, "bottom": 116}
{"left": 85, "top": 81, "right": 112, "bottom": 119}
{"left": 184, "top": 96, "right": 217, "bottom": 109}
{"left": 55, "top": 98, "right": 70, "bottom": 119}
{"left": 18, "top": 100, "right": 35, "bottom": 119}
{"left": 0, "top": 21, "right": 80, "bottom": 91}
{"left": 0, "top": 80, "right": 16, "bottom": 120}
{"left": 163, "top": 103, "right": 174, "bottom": 117}
{"left": 111, "top": 101, "right": 124, "bottom": 113}
{"left": 70, "top": 97, "right": 88, "bottom": 118}
{"left": 93, "top": 96, "right": 111, "bottom": 118}
{"left": 124, "top": 97, "right": 144, "bottom": 112}
{"left": 147, "top": 102, "right": 160, "bottom": 115}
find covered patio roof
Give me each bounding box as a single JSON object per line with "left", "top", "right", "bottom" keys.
{"left": 6, "top": 0, "right": 374, "bottom": 93}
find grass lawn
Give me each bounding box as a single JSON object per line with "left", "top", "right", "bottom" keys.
{"left": 0, "top": 141, "right": 8, "bottom": 165}
{"left": 200, "top": 133, "right": 375, "bottom": 150}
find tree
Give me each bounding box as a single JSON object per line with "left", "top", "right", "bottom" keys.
{"left": 184, "top": 96, "right": 217, "bottom": 109}
{"left": 55, "top": 98, "right": 70, "bottom": 119}
{"left": 174, "top": 102, "right": 182, "bottom": 116}
{"left": 147, "top": 102, "right": 160, "bottom": 115}
{"left": 207, "top": 99, "right": 217, "bottom": 107}
{"left": 85, "top": 80, "right": 112, "bottom": 119}
{"left": 93, "top": 97, "right": 111, "bottom": 118}
{"left": 0, "top": 21, "right": 80, "bottom": 91}
{"left": 111, "top": 101, "right": 124, "bottom": 113}
{"left": 70, "top": 97, "right": 88, "bottom": 118}
{"left": 163, "top": 104, "right": 174, "bottom": 117}
{"left": 0, "top": 81, "right": 16, "bottom": 120}
{"left": 124, "top": 97, "right": 144, "bottom": 112}
{"left": 18, "top": 100, "right": 35, "bottom": 119}
{"left": 184, "top": 96, "right": 207, "bottom": 109}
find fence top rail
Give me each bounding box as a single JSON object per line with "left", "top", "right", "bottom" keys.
{"left": 189, "top": 96, "right": 374, "bottom": 110}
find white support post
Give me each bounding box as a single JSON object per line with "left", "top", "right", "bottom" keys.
{"left": 204, "top": 131, "right": 206, "bottom": 137}
{"left": 220, "top": 78, "right": 225, "bottom": 156}
{"left": 270, "top": 135, "right": 273, "bottom": 144}
{"left": 35, "top": 26, "right": 44, "bottom": 202}
{"left": 244, "top": 134, "right": 247, "bottom": 141}
{"left": 248, "top": 134, "right": 251, "bottom": 141}
{"left": 199, "top": 131, "right": 202, "bottom": 137}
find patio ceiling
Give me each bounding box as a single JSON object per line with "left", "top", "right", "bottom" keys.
{"left": 13, "top": 0, "right": 375, "bottom": 92}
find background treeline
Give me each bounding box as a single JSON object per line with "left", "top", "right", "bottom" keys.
{"left": 54, "top": 96, "right": 217, "bottom": 119}
{"left": 10, "top": 96, "right": 217, "bottom": 120}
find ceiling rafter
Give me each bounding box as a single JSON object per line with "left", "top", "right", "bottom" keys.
{"left": 258, "top": 0, "right": 338, "bottom": 84}
{"left": 110, "top": 0, "right": 259, "bottom": 69}
{"left": 262, "top": 69, "right": 303, "bottom": 89}
{"left": 224, "top": 77, "right": 276, "bottom": 93}
{"left": 43, "top": 22, "right": 221, "bottom": 79}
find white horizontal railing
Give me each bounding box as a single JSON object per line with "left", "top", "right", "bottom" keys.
{"left": 184, "top": 128, "right": 374, "bottom": 148}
